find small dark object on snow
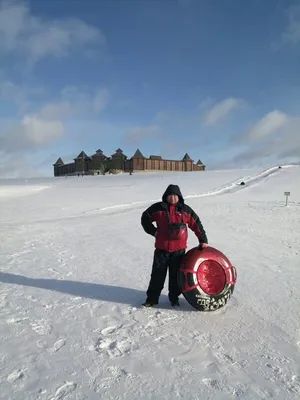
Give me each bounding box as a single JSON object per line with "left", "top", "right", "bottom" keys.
{"left": 278, "top": 166, "right": 281, "bottom": 169}
{"left": 240, "top": 181, "right": 245, "bottom": 186}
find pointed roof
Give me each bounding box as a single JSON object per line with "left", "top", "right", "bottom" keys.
{"left": 92, "top": 149, "right": 107, "bottom": 158}
{"left": 132, "top": 149, "right": 145, "bottom": 159}
{"left": 196, "top": 159, "right": 204, "bottom": 165}
{"left": 75, "top": 151, "right": 88, "bottom": 159}
{"left": 112, "top": 148, "right": 127, "bottom": 158}
{"left": 182, "top": 153, "right": 192, "bottom": 161}
{"left": 53, "top": 157, "right": 64, "bottom": 166}
{"left": 74, "top": 151, "right": 92, "bottom": 161}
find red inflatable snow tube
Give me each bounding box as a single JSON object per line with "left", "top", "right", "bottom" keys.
{"left": 178, "top": 246, "right": 237, "bottom": 311}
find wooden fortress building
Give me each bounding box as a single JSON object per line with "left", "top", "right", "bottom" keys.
{"left": 53, "top": 148, "right": 206, "bottom": 177}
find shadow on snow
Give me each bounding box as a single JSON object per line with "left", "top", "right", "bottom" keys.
{"left": 0, "top": 272, "right": 194, "bottom": 311}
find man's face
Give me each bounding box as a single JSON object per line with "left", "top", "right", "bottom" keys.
{"left": 167, "top": 194, "right": 179, "bottom": 204}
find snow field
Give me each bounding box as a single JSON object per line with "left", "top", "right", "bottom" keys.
{"left": 0, "top": 165, "right": 300, "bottom": 399}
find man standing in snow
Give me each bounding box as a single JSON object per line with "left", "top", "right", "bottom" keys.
{"left": 141, "top": 184, "right": 208, "bottom": 307}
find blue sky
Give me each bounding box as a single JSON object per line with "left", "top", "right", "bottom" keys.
{"left": 0, "top": 0, "right": 300, "bottom": 177}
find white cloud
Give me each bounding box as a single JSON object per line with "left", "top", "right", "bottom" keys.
{"left": 41, "top": 88, "right": 110, "bottom": 119}
{"left": 0, "top": 116, "right": 65, "bottom": 153}
{"left": 0, "top": 79, "right": 45, "bottom": 115}
{"left": 0, "top": 109, "right": 65, "bottom": 176}
{"left": 22, "top": 115, "right": 64, "bottom": 145}
{"left": 0, "top": 1, "right": 109, "bottom": 177}
{"left": 38, "top": 101, "right": 79, "bottom": 120}
{"left": 247, "top": 110, "right": 289, "bottom": 140}
{"left": 203, "top": 97, "right": 246, "bottom": 126}
{"left": 0, "top": 81, "right": 110, "bottom": 171}
{"left": 232, "top": 110, "right": 300, "bottom": 165}
{"left": 0, "top": 0, "right": 105, "bottom": 66}
{"left": 0, "top": 80, "right": 110, "bottom": 120}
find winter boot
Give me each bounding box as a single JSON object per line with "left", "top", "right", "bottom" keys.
{"left": 142, "top": 301, "right": 158, "bottom": 308}
{"left": 171, "top": 299, "right": 180, "bottom": 307}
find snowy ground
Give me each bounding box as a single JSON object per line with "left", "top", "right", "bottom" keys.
{"left": 0, "top": 165, "right": 300, "bottom": 400}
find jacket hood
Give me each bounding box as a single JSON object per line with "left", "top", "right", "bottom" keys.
{"left": 162, "top": 184, "right": 184, "bottom": 203}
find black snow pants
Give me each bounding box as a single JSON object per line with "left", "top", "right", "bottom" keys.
{"left": 146, "top": 248, "right": 185, "bottom": 304}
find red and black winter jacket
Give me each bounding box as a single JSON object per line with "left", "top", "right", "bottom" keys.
{"left": 141, "top": 184, "right": 208, "bottom": 253}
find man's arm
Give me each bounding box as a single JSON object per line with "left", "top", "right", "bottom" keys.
{"left": 185, "top": 205, "right": 208, "bottom": 244}
{"left": 141, "top": 204, "right": 158, "bottom": 237}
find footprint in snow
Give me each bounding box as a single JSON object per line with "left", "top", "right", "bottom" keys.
{"left": 48, "top": 268, "right": 59, "bottom": 274}
{"left": 101, "top": 325, "right": 122, "bottom": 336}
{"left": 30, "top": 320, "right": 52, "bottom": 335}
{"left": 6, "top": 317, "right": 29, "bottom": 325}
{"left": 69, "top": 296, "right": 83, "bottom": 301}
{"left": 7, "top": 368, "right": 25, "bottom": 383}
{"left": 262, "top": 354, "right": 290, "bottom": 364}
{"left": 89, "top": 324, "right": 136, "bottom": 358}
{"left": 92, "top": 365, "right": 135, "bottom": 393}
{"left": 48, "top": 339, "right": 66, "bottom": 354}
{"left": 264, "top": 360, "right": 300, "bottom": 394}
{"left": 266, "top": 363, "right": 283, "bottom": 374}
{"left": 202, "top": 378, "right": 246, "bottom": 397}
{"left": 289, "top": 375, "right": 300, "bottom": 394}
{"left": 50, "top": 381, "right": 77, "bottom": 400}
{"left": 57, "top": 258, "right": 67, "bottom": 267}
{"left": 91, "top": 336, "right": 135, "bottom": 359}
{"left": 0, "top": 295, "right": 8, "bottom": 308}
{"left": 92, "top": 337, "right": 123, "bottom": 358}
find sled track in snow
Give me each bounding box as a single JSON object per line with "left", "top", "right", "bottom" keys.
{"left": 84, "top": 164, "right": 288, "bottom": 217}
{"left": 1, "top": 165, "right": 293, "bottom": 226}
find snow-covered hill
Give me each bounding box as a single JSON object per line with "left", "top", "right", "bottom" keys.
{"left": 1, "top": 165, "right": 300, "bottom": 399}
